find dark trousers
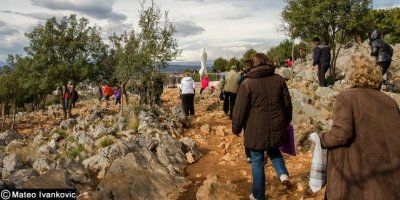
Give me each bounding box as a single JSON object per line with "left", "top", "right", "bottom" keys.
{"left": 223, "top": 92, "right": 237, "bottom": 118}
{"left": 115, "top": 98, "right": 121, "bottom": 105}
{"left": 318, "top": 62, "right": 330, "bottom": 87}
{"left": 378, "top": 61, "right": 391, "bottom": 75}
{"left": 200, "top": 88, "right": 205, "bottom": 95}
{"left": 181, "top": 94, "right": 195, "bottom": 116}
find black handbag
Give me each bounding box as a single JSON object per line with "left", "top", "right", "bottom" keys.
{"left": 219, "top": 91, "right": 224, "bottom": 100}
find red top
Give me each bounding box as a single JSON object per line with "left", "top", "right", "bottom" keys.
{"left": 201, "top": 76, "right": 209, "bottom": 89}
{"left": 64, "top": 91, "right": 71, "bottom": 99}
{"left": 104, "top": 85, "right": 114, "bottom": 96}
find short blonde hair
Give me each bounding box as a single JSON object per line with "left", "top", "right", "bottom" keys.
{"left": 347, "top": 54, "right": 382, "bottom": 89}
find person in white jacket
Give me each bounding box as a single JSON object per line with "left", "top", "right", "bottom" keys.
{"left": 179, "top": 72, "right": 196, "bottom": 116}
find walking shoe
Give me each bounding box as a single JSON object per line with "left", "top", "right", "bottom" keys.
{"left": 249, "top": 194, "right": 257, "bottom": 200}
{"left": 280, "top": 174, "right": 292, "bottom": 187}
{"left": 246, "top": 157, "right": 252, "bottom": 163}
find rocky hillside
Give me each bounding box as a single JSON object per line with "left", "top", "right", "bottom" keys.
{"left": 0, "top": 100, "right": 202, "bottom": 199}
{"left": 0, "top": 43, "right": 398, "bottom": 200}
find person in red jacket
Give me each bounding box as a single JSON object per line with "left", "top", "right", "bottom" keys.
{"left": 200, "top": 75, "right": 209, "bottom": 95}
{"left": 63, "top": 89, "right": 72, "bottom": 109}
{"left": 103, "top": 84, "right": 114, "bottom": 107}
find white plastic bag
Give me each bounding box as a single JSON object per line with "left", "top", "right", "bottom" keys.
{"left": 308, "top": 132, "right": 327, "bottom": 193}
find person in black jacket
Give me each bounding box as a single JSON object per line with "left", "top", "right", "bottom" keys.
{"left": 312, "top": 37, "right": 331, "bottom": 87}
{"left": 369, "top": 29, "right": 393, "bottom": 81}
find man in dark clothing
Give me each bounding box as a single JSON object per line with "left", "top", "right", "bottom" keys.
{"left": 369, "top": 29, "right": 393, "bottom": 81}
{"left": 71, "top": 90, "right": 79, "bottom": 108}
{"left": 312, "top": 37, "right": 331, "bottom": 87}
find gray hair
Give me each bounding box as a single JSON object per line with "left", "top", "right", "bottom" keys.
{"left": 231, "top": 66, "right": 237, "bottom": 70}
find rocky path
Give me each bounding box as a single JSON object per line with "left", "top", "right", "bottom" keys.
{"left": 162, "top": 89, "right": 325, "bottom": 200}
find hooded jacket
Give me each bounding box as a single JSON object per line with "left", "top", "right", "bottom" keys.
{"left": 201, "top": 76, "right": 209, "bottom": 89}
{"left": 370, "top": 29, "right": 393, "bottom": 63}
{"left": 179, "top": 77, "right": 196, "bottom": 95}
{"left": 232, "top": 65, "right": 293, "bottom": 150}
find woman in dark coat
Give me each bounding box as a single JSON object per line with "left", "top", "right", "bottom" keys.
{"left": 232, "top": 53, "right": 293, "bottom": 200}
{"left": 318, "top": 54, "right": 400, "bottom": 200}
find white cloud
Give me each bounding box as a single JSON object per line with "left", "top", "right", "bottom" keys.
{"left": 0, "top": 0, "right": 287, "bottom": 62}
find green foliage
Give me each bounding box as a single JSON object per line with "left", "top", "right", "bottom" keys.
{"left": 67, "top": 144, "right": 84, "bottom": 159}
{"left": 58, "top": 131, "right": 68, "bottom": 140}
{"left": 282, "top": 0, "right": 372, "bottom": 70}
{"left": 213, "top": 58, "right": 228, "bottom": 72}
{"left": 267, "top": 40, "right": 309, "bottom": 66}
{"left": 368, "top": 8, "right": 400, "bottom": 44}
{"left": 111, "top": 0, "right": 180, "bottom": 107}
{"left": 240, "top": 49, "right": 257, "bottom": 67}
{"left": 227, "top": 57, "right": 241, "bottom": 71}
{"left": 100, "top": 137, "right": 114, "bottom": 148}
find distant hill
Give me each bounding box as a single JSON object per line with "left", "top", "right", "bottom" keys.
{"left": 164, "top": 60, "right": 214, "bottom": 73}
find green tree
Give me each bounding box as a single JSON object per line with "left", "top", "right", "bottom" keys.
{"left": 25, "top": 15, "right": 107, "bottom": 118}
{"left": 267, "top": 40, "right": 309, "bottom": 66}
{"left": 213, "top": 57, "right": 228, "bottom": 72}
{"left": 227, "top": 57, "right": 241, "bottom": 71}
{"left": 112, "top": 0, "right": 180, "bottom": 111}
{"left": 240, "top": 49, "right": 257, "bottom": 67}
{"left": 282, "top": 0, "right": 372, "bottom": 74}
{"left": 368, "top": 8, "right": 400, "bottom": 44}
{"left": 0, "top": 55, "right": 38, "bottom": 130}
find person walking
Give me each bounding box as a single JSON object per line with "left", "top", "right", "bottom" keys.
{"left": 103, "top": 84, "right": 114, "bottom": 107}
{"left": 312, "top": 37, "right": 331, "bottom": 87}
{"left": 220, "top": 66, "right": 240, "bottom": 119}
{"left": 179, "top": 72, "right": 196, "bottom": 117}
{"left": 63, "top": 88, "right": 72, "bottom": 110}
{"left": 71, "top": 89, "right": 79, "bottom": 108}
{"left": 114, "top": 87, "right": 122, "bottom": 106}
{"left": 369, "top": 29, "right": 393, "bottom": 83}
{"left": 313, "top": 54, "right": 400, "bottom": 200}
{"left": 97, "top": 85, "right": 103, "bottom": 102}
{"left": 200, "top": 75, "right": 209, "bottom": 95}
{"left": 232, "top": 53, "right": 293, "bottom": 200}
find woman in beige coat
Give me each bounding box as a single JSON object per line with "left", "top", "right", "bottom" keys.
{"left": 318, "top": 54, "right": 400, "bottom": 200}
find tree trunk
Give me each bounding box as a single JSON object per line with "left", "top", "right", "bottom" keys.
{"left": 61, "top": 86, "right": 67, "bottom": 119}
{"left": 68, "top": 85, "right": 74, "bottom": 118}
{"left": 1, "top": 102, "right": 5, "bottom": 131}
{"left": 291, "top": 38, "right": 295, "bottom": 80}
{"left": 120, "top": 82, "right": 126, "bottom": 116}
{"left": 11, "top": 101, "right": 17, "bottom": 130}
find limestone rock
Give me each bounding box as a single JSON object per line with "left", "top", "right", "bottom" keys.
{"left": 60, "top": 118, "right": 78, "bottom": 130}
{"left": 155, "top": 134, "right": 187, "bottom": 174}
{"left": 33, "top": 158, "right": 53, "bottom": 174}
{"left": 180, "top": 137, "right": 203, "bottom": 162}
{"left": 5, "top": 140, "right": 26, "bottom": 152}
{"left": 315, "top": 87, "right": 338, "bottom": 99}
{"left": 2, "top": 153, "right": 24, "bottom": 179}
{"left": 19, "top": 170, "right": 73, "bottom": 189}
{"left": 196, "top": 175, "right": 242, "bottom": 200}
{"left": 95, "top": 153, "right": 189, "bottom": 200}
{"left": 0, "top": 130, "right": 23, "bottom": 146}
{"left": 8, "top": 169, "right": 39, "bottom": 188}
{"left": 200, "top": 124, "right": 210, "bottom": 134}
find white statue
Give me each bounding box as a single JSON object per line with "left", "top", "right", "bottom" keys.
{"left": 199, "top": 48, "right": 207, "bottom": 76}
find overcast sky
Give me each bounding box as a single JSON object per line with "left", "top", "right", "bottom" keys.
{"left": 0, "top": 0, "right": 399, "bottom": 62}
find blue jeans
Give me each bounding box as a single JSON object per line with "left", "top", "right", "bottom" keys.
{"left": 250, "top": 148, "right": 289, "bottom": 200}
